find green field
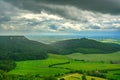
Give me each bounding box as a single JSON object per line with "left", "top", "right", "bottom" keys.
{"left": 66, "top": 51, "right": 120, "bottom": 62}
{"left": 106, "top": 70, "right": 120, "bottom": 80}
{"left": 54, "top": 61, "right": 120, "bottom": 71}
{"left": 8, "top": 58, "right": 69, "bottom": 76}
{"left": 8, "top": 53, "right": 120, "bottom": 80}
{"left": 101, "top": 39, "right": 120, "bottom": 44}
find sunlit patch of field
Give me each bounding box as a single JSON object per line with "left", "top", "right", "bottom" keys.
{"left": 8, "top": 58, "right": 69, "bottom": 76}
{"left": 66, "top": 51, "right": 120, "bottom": 62}
{"left": 59, "top": 73, "right": 106, "bottom": 80}
{"left": 100, "top": 39, "right": 120, "bottom": 44}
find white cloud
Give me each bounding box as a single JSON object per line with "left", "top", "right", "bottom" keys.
{"left": 0, "top": 1, "right": 120, "bottom": 35}
{"left": 18, "top": 11, "right": 63, "bottom": 21}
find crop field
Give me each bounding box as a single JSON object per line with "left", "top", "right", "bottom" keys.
{"left": 8, "top": 53, "right": 120, "bottom": 80}
{"left": 100, "top": 39, "right": 120, "bottom": 44}
{"left": 53, "top": 61, "right": 120, "bottom": 71}
{"left": 106, "top": 70, "right": 120, "bottom": 80}
{"left": 58, "top": 73, "right": 106, "bottom": 80}
{"left": 8, "top": 58, "right": 70, "bottom": 76}
{"left": 66, "top": 51, "right": 120, "bottom": 62}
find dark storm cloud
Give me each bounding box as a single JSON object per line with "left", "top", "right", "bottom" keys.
{"left": 0, "top": 0, "right": 120, "bottom": 34}
{"left": 4, "top": 0, "right": 120, "bottom": 20}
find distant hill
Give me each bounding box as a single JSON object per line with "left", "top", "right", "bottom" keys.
{"left": 0, "top": 36, "right": 50, "bottom": 61}
{"left": 1, "top": 36, "right": 120, "bottom": 60}
{"left": 50, "top": 38, "right": 120, "bottom": 54}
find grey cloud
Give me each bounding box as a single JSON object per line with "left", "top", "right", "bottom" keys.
{"left": 0, "top": 0, "right": 120, "bottom": 34}
{"left": 49, "top": 25, "right": 58, "bottom": 30}
{"left": 0, "top": 16, "right": 10, "bottom": 23}
{"left": 2, "top": 0, "right": 120, "bottom": 22}
{"left": 90, "top": 25, "right": 101, "bottom": 29}
{"left": 4, "top": 0, "right": 120, "bottom": 15}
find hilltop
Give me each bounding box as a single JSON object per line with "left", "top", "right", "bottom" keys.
{"left": 1, "top": 36, "right": 120, "bottom": 60}
{"left": 50, "top": 38, "right": 120, "bottom": 54}
{"left": 0, "top": 36, "right": 50, "bottom": 61}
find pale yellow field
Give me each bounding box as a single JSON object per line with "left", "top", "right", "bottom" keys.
{"left": 59, "top": 73, "right": 106, "bottom": 80}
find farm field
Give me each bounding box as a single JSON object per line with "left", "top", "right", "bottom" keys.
{"left": 66, "top": 51, "right": 120, "bottom": 62}
{"left": 106, "top": 70, "right": 120, "bottom": 80}
{"left": 100, "top": 39, "right": 120, "bottom": 44}
{"left": 58, "top": 73, "right": 106, "bottom": 80}
{"left": 8, "top": 58, "right": 69, "bottom": 76}
{"left": 53, "top": 61, "right": 120, "bottom": 71}
{"left": 8, "top": 53, "right": 120, "bottom": 80}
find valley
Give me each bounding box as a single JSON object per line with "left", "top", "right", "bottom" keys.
{"left": 8, "top": 53, "right": 120, "bottom": 80}
{"left": 0, "top": 36, "right": 120, "bottom": 80}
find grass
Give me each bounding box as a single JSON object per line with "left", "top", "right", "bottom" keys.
{"left": 106, "top": 70, "right": 120, "bottom": 80}
{"left": 66, "top": 51, "right": 120, "bottom": 62}
{"left": 8, "top": 58, "right": 69, "bottom": 76}
{"left": 53, "top": 61, "right": 120, "bottom": 71}
{"left": 100, "top": 39, "right": 120, "bottom": 44}
{"left": 8, "top": 53, "right": 120, "bottom": 79}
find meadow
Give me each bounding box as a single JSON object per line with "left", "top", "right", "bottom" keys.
{"left": 8, "top": 53, "right": 120, "bottom": 80}
{"left": 100, "top": 39, "right": 120, "bottom": 44}
{"left": 66, "top": 51, "right": 120, "bottom": 62}
{"left": 8, "top": 58, "right": 69, "bottom": 76}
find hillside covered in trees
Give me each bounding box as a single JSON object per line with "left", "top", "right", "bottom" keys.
{"left": 50, "top": 38, "right": 120, "bottom": 54}
{"left": 1, "top": 36, "right": 120, "bottom": 60}
{"left": 0, "top": 36, "right": 51, "bottom": 61}
{"left": 0, "top": 36, "right": 51, "bottom": 71}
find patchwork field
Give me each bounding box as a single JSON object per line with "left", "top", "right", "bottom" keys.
{"left": 66, "top": 51, "right": 120, "bottom": 62}
{"left": 53, "top": 61, "right": 120, "bottom": 71}
{"left": 58, "top": 73, "right": 106, "bottom": 80}
{"left": 8, "top": 58, "right": 69, "bottom": 76}
{"left": 8, "top": 53, "right": 120, "bottom": 80}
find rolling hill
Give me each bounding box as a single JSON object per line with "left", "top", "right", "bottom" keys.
{"left": 0, "top": 36, "right": 50, "bottom": 61}
{"left": 50, "top": 38, "right": 120, "bottom": 54}
{"left": 1, "top": 36, "right": 120, "bottom": 60}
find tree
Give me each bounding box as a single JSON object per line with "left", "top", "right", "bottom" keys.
{"left": 0, "top": 70, "right": 7, "bottom": 80}
{"left": 43, "top": 76, "right": 57, "bottom": 80}
{"left": 60, "top": 78, "right": 65, "bottom": 80}
{"left": 91, "top": 78, "right": 95, "bottom": 80}
{"left": 82, "top": 73, "right": 87, "bottom": 80}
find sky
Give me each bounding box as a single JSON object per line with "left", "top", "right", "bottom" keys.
{"left": 0, "top": 0, "right": 120, "bottom": 35}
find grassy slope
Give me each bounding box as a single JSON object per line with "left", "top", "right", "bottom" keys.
{"left": 54, "top": 61, "right": 120, "bottom": 71}
{"left": 8, "top": 58, "right": 69, "bottom": 76}
{"left": 8, "top": 54, "right": 120, "bottom": 80}
{"left": 101, "top": 39, "right": 120, "bottom": 44}
{"left": 66, "top": 51, "right": 120, "bottom": 62}
{"left": 105, "top": 70, "right": 120, "bottom": 80}
{"left": 7, "top": 39, "right": 120, "bottom": 80}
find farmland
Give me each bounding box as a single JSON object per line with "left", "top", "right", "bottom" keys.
{"left": 58, "top": 73, "right": 106, "bottom": 80}
{"left": 0, "top": 37, "right": 120, "bottom": 80}
{"left": 8, "top": 53, "right": 120, "bottom": 80}
{"left": 66, "top": 51, "right": 120, "bottom": 62}
{"left": 8, "top": 58, "right": 69, "bottom": 76}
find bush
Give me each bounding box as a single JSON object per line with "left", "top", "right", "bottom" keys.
{"left": 0, "top": 70, "right": 7, "bottom": 80}
{"left": 43, "top": 76, "right": 57, "bottom": 80}
{"left": 82, "top": 73, "right": 87, "bottom": 80}
{"left": 60, "top": 78, "right": 65, "bottom": 80}
{"left": 91, "top": 78, "right": 95, "bottom": 80}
